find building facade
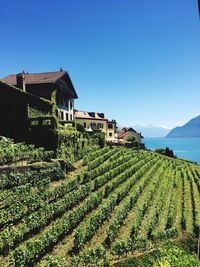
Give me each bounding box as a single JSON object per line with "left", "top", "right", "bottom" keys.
{"left": 0, "top": 70, "right": 78, "bottom": 149}
{"left": 75, "top": 111, "right": 117, "bottom": 141}
{"left": 1, "top": 70, "right": 78, "bottom": 122}
{"left": 117, "top": 127, "right": 143, "bottom": 143}
{"left": 107, "top": 120, "right": 118, "bottom": 141}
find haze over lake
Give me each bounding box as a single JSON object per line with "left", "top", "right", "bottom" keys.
{"left": 144, "top": 137, "right": 200, "bottom": 164}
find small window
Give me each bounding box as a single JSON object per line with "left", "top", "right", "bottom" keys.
{"left": 91, "top": 123, "right": 96, "bottom": 129}
{"left": 61, "top": 111, "right": 64, "bottom": 120}
{"left": 108, "top": 123, "right": 113, "bottom": 129}
{"left": 70, "top": 114, "right": 73, "bottom": 121}
{"left": 70, "top": 99, "right": 73, "bottom": 110}
{"left": 66, "top": 113, "right": 69, "bottom": 121}
{"left": 55, "top": 109, "right": 59, "bottom": 118}
{"left": 97, "top": 123, "right": 103, "bottom": 129}
{"left": 83, "top": 123, "right": 86, "bottom": 128}
{"left": 109, "top": 132, "right": 112, "bottom": 137}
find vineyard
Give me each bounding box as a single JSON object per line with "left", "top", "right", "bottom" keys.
{"left": 0, "top": 145, "right": 200, "bottom": 266}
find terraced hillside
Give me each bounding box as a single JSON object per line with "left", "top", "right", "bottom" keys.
{"left": 0, "top": 146, "right": 200, "bottom": 266}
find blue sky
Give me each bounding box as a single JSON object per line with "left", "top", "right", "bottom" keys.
{"left": 0, "top": 0, "right": 200, "bottom": 129}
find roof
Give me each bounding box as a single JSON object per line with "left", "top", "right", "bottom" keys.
{"left": 118, "top": 127, "right": 137, "bottom": 134}
{"left": 1, "top": 71, "right": 66, "bottom": 85}
{"left": 75, "top": 111, "right": 108, "bottom": 121}
{"left": 1, "top": 70, "right": 78, "bottom": 99}
{"left": 117, "top": 127, "right": 143, "bottom": 139}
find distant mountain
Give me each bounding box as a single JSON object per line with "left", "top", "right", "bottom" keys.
{"left": 132, "top": 124, "right": 170, "bottom": 138}
{"left": 166, "top": 115, "right": 200, "bottom": 138}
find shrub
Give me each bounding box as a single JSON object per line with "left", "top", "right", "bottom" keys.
{"left": 92, "top": 132, "right": 106, "bottom": 148}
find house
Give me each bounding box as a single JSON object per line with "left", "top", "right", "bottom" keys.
{"left": 117, "top": 127, "right": 143, "bottom": 143}
{"left": 0, "top": 70, "right": 78, "bottom": 149}
{"left": 107, "top": 120, "right": 118, "bottom": 141}
{"left": 75, "top": 110, "right": 117, "bottom": 141}
{"left": 1, "top": 70, "right": 78, "bottom": 122}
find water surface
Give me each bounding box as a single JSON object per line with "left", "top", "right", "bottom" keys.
{"left": 144, "top": 137, "right": 200, "bottom": 164}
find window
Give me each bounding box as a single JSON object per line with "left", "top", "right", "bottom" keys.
{"left": 70, "top": 99, "right": 73, "bottom": 110}
{"left": 108, "top": 123, "right": 113, "bottom": 129}
{"left": 66, "top": 113, "right": 69, "bottom": 121}
{"left": 91, "top": 123, "right": 96, "bottom": 129}
{"left": 65, "top": 99, "right": 69, "bottom": 110}
{"left": 97, "top": 123, "right": 103, "bottom": 129}
{"left": 61, "top": 111, "right": 64, "bottom": 120}
{"left": 109, "top": 132, "right": 113, "bottom": 137}
{"left": 83, "top": 123, "right": 87, "bottom": 128}
{"left": 70, "top": 114, "right": 73, "bottom": 121}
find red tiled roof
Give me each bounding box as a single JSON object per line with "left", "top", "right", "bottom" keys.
{"left": 117, "top": 127, "right": 138, "bottom": 139}
{"left": 1, "top": 71, "right": 66, "bottom": 85}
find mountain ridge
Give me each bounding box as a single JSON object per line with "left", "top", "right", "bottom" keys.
{"left": 166, "top": 115, "right": 200, "bottom": 138}
{"left": 132, "top": 125, "right": 170, "bottom": 138}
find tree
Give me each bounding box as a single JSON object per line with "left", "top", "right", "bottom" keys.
{"left": 92, "top": 132, "right": 105, "bottom": 148}
{"left": 76, "top": 123, "right": 85, "bottom": 133}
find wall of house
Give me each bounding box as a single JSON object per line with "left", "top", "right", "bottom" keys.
{"left": 56, "top": 92, "right": 74, "bottom": 121}
{"left": 26, "top": 83, "right": 75, "bottom": 122}
{"left": 76, "top": 118, "right": 108, "bottom": 134}
{"left": 0, "top": 92, "right": 27, "bottom": 141}
{"left": 122, "top": 132, "right": 142, "bottom": 143}
{"left": 0, "top": 81, "right": 54, "bottom": 144}
{"left": 28, "top": 103, "right": 52, "bottom": 118}
{"left": 26, "top": 84, "right": 53, "bottom": 100}
{"left": 24, "top": 77, "right": 77, "bottom": 123}
{"left": 107, "top": 122, "right": 117, "bottom": 141}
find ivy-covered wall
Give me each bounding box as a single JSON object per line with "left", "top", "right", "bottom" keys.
{"left": 28, "top": 105, "right": 51, "bottom": 118}
{"left": 0, "top": 81, "right": 54, "bottom": 143}
{"left": 0, "top": 81, "right": 91, "bottom": 156}
{"left": 25, "top": 83, "right": 54, "bottom": 101}
{"left": 56, "top": 124, "right": 91, "bottom": 164}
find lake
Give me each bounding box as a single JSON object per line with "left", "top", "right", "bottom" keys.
{"left": 143, "top": 137, "right": 200, "bottom": 164}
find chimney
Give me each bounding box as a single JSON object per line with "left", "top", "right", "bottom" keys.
{"left": 16, "top": 72, "right": 26, "bottom": 91}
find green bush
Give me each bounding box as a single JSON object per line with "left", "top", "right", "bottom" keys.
{"left": 0, "top": 162, "right": 64, "bottom": 189}
{"left": 76, "top": 123, "right": 85, "bottom": 133}
{"left": 0, "top": 138, "right": 54, "bottom": 166}
{"left": 155, "top": 147, "right": 175, "bottom": 158}
{"left": 115, "top": 242, "right": 200, "bottom": 267}
{"left": 92, "top": 132, "right": 106, "bottom": 148}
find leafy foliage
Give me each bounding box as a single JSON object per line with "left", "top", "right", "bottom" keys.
{"left": 115, "top": 242, "right": 200, "bottom": 267}
{"left": 0, "top": 138, "right": 53, "bottom": 166}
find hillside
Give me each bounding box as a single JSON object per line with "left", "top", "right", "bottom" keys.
{"left": 0, "top": 142, "right": 200, "bottom": 266}
{"left": 166, "top": 115, "right": 200, "bottom": 138}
